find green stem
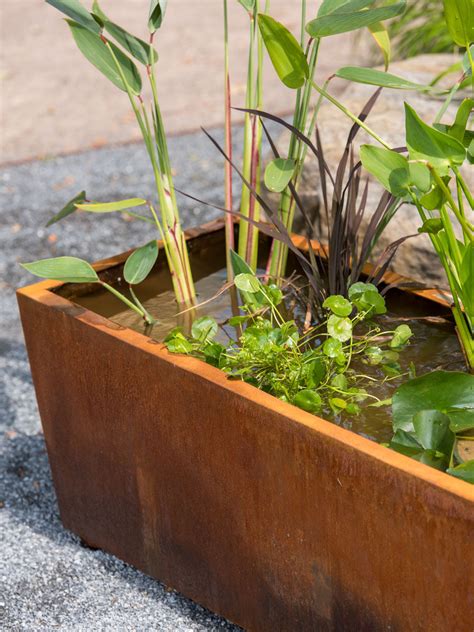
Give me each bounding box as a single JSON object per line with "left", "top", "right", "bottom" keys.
{"left": 101, "top": 281, "right": 148, "bottom": 319}
{"left": 130, "top": 286, "right": 156, "bottom": 325}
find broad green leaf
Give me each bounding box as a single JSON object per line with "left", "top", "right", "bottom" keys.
{"left": 148, "top": 0, "right": 168, "bottom": 33}
{"left": 191, "top": 316, "right": 218, "bottom": 342}
{"left": 76, "top": 198, "right": 147, "bottom": 212}
{"left": 448, "top": 408, "right": 474, "bottom": 433}
{"left": 392, "top": 371, "right": 474, "bottom": 432}
{"left": 21, "top": 256, "right": 99, "bottom": 283}
{"left": 91, "top": 2, "right": 158, "bottom": 65}
{"left": 408, "top": 161, "right": 431, "bottom": 193}
{"left": 165, "top": 331, "right": 193, "bottom": 354}
{"left": 234, "top": 273, "right": 261, "bottom": 293}
{"left": 317, "top": 0, "right": 375, "bottom": 16}
{"left": 293, "top": 390, "right": 322, "bottom": 413}
{"left": 46, "top": 0, "right": 100, "bottom": 33}
{"left": 306, "top": 2, "right": 406, "bottom": 38}
{"left": 447, "top": 460, "right": 474, "bottom": 483}
{"left": 327, "top": 315, "right": 352, "bottom": 342}
{"left": 368, "top": 21, "right": 390, "bottom": 70}
{"left": 124, "top": 240, "right": 158, "bottom": 285}
{"left": 323, "top": 338, "right": 343, "bottom": 358}
{"left": 45, "top": 190, "right": 86, "bottom": 227}
{"left": 258, "top": 14, "right": 309, "bottom": 89}
{"left": 405, "top": 103, "right": 466, "bottom": 169}
{"left": 68, "top": 20, "right": 142, "bottom": 95}
{"left": 264, "top": 158, "right": 296, "bottom": 192}
{"left": 419, "top": 176, "right": 450, "bottom": 210}
{"left": 323, "top": 295, "right": 352, "bottom": 317}
{"left": 412, "top": 410, "right": 454, "bottom": 453}
{"left": 360, "top": 145, "right": 410, "bottom": 196}
{"left": 335, "top": 67, "right": 426, "bottom": 90}
{"left": 443, "top": 0, "right": 474, "bottom": 48}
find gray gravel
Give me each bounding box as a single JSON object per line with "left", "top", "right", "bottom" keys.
{"left": 0, "top": 125, "right": 281, "bottom": 630}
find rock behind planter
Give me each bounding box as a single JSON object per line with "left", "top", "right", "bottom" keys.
{"left": 266, "top": 54, "right": 469, "bottom": 287}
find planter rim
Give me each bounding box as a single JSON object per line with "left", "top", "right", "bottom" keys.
{"left": 17, "top": 218, "right": 474, "bottom": 501}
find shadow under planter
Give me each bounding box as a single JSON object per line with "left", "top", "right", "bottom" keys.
{"left": 17, "top": 220, "right": 474, "bottom": 632}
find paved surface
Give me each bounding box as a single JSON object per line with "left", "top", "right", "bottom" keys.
{"left": 0, "top": 0, "right": 364, "bottom": 163}
{"left": 0, "top": 127, "right": 257, "bottom": 631}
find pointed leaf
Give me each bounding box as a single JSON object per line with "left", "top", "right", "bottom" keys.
{"left": 45, "top": 190, "right": 86, "bottom": 227}
{"left": 76, "top": 198, "right": 147, "bottom": 213}
{"left": 258, "top": 14, "right": 309, "bottom": 89}
{"left": 405, "top": 103, "right": 466, "bottom": 169}
{"left": 448, "top": 98, "right": 474, "bottom": 143}
{"left": 264, "top": 158, "right": 296, "bottom": 192}
{"left": 238, "top": 0, "right": 256, "bottom": 11}
{"left": 318, "top": 0, "right": 375, "bottom": 16}
{"left": 306, "top": 2, "right": 407, "bottom": 38}
{"left": 335, "top": 66, "right": 426, "bottom": 90}
{"left": 68, "top": 20, "right": 142, "bottom": 95}
{"left": 21, "top": 256, "right": 99, "bottom": 283}
{"left": 46, "top": 0, "right": 100, "bottom": 33}
{"left": 124, "top": 240, "right": 158, "bottom": 285}
{"left": 443, "top": 0, "right": 474, "bottom": 48}
{"left": 368, "top": 21, "right": 390, "bottom": 70}
{"left": 360, "top": 145, "right": 410, "bottom": 196}
{"left": 234, "top": 273, "right": 261, "bottom": 294}
{"left": 148, "top": 0, "right": 168, "bottom": 33}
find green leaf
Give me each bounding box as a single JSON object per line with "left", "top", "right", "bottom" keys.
{"left": 264, "top": 158, "right": 296, "bottom": 192}
{"left": 234, "top": 273, "right": 261, "bottom": 294}
{"left": 307, "top": 359, "right": 326, "bottom": 388}
{"left": 21, "top": 256, "right": 99, "bottom": 283}
{"left": 323, "top": 338, "right": 343, "bottom": 358}
{"left": 67, "top": 20, "right": 142, "bottom": 95}
{"left": 360, "top": 145, "right": 410, "bottom": 196}
{"left": 306, "top": 2, "right": 406, "bottom": 38}
{"left": 327, "top": 315, "right": 352, "bottom": 342}
{"left": 448, "top": 408, "right": 474, "bottom": 433}
{"left": 76, "top": 198, "right": 147, "bottom": 212}
{"left": 165, "top": 331, "right": 193, "bottom": 354}
{"left": 392, "top": 371, "right": 474, "bottom": 432}
{"left": 335, "top": 67, "right": 426, "bottom": 90}
{"left": 293, "top": 390, "right": 322, "bottom": 413}
{"left": 91, "top": 2, "right": 158, "bottom": 65}
{"left": 447, "top": 460, "right": 474, "bottom": 484}
{"left": 405, "top": 103, "right": 466, "bottom": 169}
{"left": 390, "top": 324, "right": 413, "bottom": 348}
{"left": 191, "top": 316, "right": 218, "bottom": 342}
{"left": 418, "top": 218, "right": 444, "bottom": 235}
{"left": 460, "top": 242, "right": 474, "bottom": 316}
{"left": 46, "top": 0, "right": 100, "bottom": 33}
{"left": 45, "top": 190, "right": 86, "bottom": 227}
{"left": 230, "top": 250, "right": 265, "bottom": 307}
{"left": 123, "top": 240, "right": 158, "bottom": 285}
{"left": 323, "top": 295, "right": 352, "bottom": 317}
{"left": 348, "top": 282, "right": 386, "bottom": 315}
{"left": 258, "top": 14, "right": 309, "bottom": 89}
{"left": 412, "top": 410, "right": 454, "bottom": 452}
{"left": 238, "top": 0, "right": 256, "bottom": 11}
{"left": 443, "top": 0, "right": 474, "bottom": 48}
{"left": 419, "top": 177, "right": 450, "bottom": 210}
{"left": 318, "top": 0, "right": 375, "bottom": 17}
{"left": 448, "top": 98, "right": 474, "bottom": 143}
{"left": 368, "top": 21, "right": 390, "bottom": 70}
{"left": 148, "top": 0, "right": 168, "bottom": 33}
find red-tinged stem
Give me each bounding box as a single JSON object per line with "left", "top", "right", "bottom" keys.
{"left": 223, "top": 0, "right": 234, "bottom": 282}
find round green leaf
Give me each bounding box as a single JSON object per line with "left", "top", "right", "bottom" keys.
{"left": 412, "top": 410, "right": 453, "bottom": 452}
{"left": 234, "top": 273, "right": 261, "bottom": 294}
{"left": 392, "top": 371, "right": 474, "bottom": 432}
{"left": 323, "top": 338, "right": 343, "bottom": 358}
{"left": 264, "top": 158, "right": 296, "bottom": 192}
{"left": 124, "top": 240, "right": 158, "bottom": 285}
{"left": 191, "top": 316, "right": 218, "bottom": 342}
{"left": 327, "top": 315, "right": 353, "bottom": 342}
{"left": 323, "top": 295, "right": 352, "bottom": 317}
{"left": 447, "top": 460, "right": 474, "bottom": 484}
{"left": 258, "top": 14, "right": 309, "bottom": 89}
{"left": 293, "top": 390, "right": 322, "bottom": 413}
{"left": 390, "top": 324, "right": 413, "bottom": 349}
{"left": 21, "top": 256, "right": 99, "bottom": 283}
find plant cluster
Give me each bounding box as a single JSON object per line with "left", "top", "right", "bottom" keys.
{"left": 165, "top": 267, "right": 413, "bottom": 416}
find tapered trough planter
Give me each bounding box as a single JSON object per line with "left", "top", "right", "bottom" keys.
{"left": 18, "top": 220, "right": 474, "bottom": 632}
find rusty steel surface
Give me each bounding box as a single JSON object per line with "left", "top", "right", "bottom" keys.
{"left": 17, "top": 221, "right": 474, "bottom": 632}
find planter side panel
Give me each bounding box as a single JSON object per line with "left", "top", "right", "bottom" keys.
{"left": 18, "top": 290, "right": 474, "bottom": 632}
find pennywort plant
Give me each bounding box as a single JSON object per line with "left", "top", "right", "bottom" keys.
{"left": 23, "top": 0, "right": 196, "bottom": 309}
{"left": 165, "top": 266, "right": 413, "bottom": 416}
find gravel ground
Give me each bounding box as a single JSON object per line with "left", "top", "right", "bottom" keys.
{"left": 0, "top": 126, "right": 282, "bottom": 630}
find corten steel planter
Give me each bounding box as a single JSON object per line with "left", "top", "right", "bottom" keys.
{"left": 18, "top": 219, "right": 474, "bottom": 632}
